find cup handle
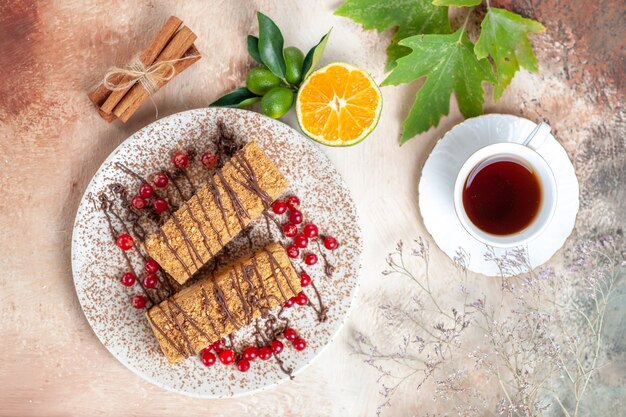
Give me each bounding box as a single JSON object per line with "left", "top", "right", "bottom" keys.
{"left": 522, "top": 122, "right": 551, "bottom": 151}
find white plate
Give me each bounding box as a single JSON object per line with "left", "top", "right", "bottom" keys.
{"left": 71, "top": 108, "right": 362, "bottom": 397}
{"left": 419, "top": 114, "right": 579, "bottom": 276}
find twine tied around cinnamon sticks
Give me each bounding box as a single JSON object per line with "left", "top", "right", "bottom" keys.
{"left": 103, "top": 58, "right": 178, "bottom": 94}
{"left": 88, "top": 16, "right": 201, "bottom": 123}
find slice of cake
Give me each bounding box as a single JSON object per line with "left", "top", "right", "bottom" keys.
{"left": 145, "top": 142, "right": 288, "bottom": 284}
{"left": 146, "top": 242, "right": 301, "bottom": 364}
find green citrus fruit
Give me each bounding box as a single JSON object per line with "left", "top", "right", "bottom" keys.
{"left": 246, "top": 67, "right": 281, "bottom": 95}
{"left": 284, "top": 46, "right": 305, "bottom": 85}
{"left": 261, "top": 87, "right": 294, "bottom": 118}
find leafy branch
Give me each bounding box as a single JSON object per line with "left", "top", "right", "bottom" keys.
{"left": 335, "top": 0, "right": 545, "bottom": 143}
{"left": 351, "top": 235, "right": 624, "bottom": 416}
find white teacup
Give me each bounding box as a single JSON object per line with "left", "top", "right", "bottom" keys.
{"left": 453, "top": 123, "right": 558, "bottom": 248}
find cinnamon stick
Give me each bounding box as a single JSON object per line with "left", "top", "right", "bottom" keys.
{"left": 99, "top": 16, "right": 183, "bottom": 114}
{"left": 87, "top": 84, "right": 117, "bottom": 122}
{"left": 115, "top": 44, "right": 201, "bottom": 122}
{"left": 113, "top": 26, "right": 198, "bottom": 122}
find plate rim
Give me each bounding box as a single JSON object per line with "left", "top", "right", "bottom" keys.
{"left": 70, "top": 107, "right": 363, "bottom": 398}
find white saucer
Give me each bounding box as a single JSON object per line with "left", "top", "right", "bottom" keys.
{"left": 419, "top": 114, "right": 579, "bottom": 276}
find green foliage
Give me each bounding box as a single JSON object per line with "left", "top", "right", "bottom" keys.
{"left": 383, "top": 30, "right": 495, "bottom": 143}
{"left": 210, "top": 13, "right": 332, "bottom": 118}
{"left": 335, "top": 0, "right": 450, "bottom": 70}
{"left": 301, "top": 29, "right": 332, "bottom": 79}
{"left": 475, "top": 7, "right": 545, "bottom": 101}
{"left": 209, "top": 88, "right": 260, "bottom": 108}
{"left": 433, "top": 0, "right": 481, "bottom": 6}
{"left": 246, "top": 35, "right": 262, "bottom": 64}
{"left": 257, "top": 12, "right": 286, "bottom": 79}
{"left": 335, "top": 0, "right": 545, "bottom": 142}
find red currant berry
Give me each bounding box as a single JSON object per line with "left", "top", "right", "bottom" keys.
{"left": 243, "top": 346, "right": 258, "bottom": 361}
{"left": 145, "top": 259, "right": 159, "bottom": 274}
{"left": 286, "top": 245, "right": 299, "bottom": 259}
{"left": 296, "top": 291, "right": 309, "bottom": 305}
{"left": 272, "top": 200, "right": 288, "bottom": 215}
{"left": 143, "top": 273, "right": 158, "bottom": 289}
{"left": 283, "top": 223, "right": 298, "bottom": 237}
{"left": 200, "top": 349, "right": 216, "bottom": 366}
{"left": 289, "top": 210, "right": 303, "bottom": 225}
{"left": 293, "top": 338, "right": 307, "bottom": 351}
{"left": 303, "top": 223, "right": 318, "bottom": 238}
{"left": 153, "top": 197, "right": 168, "bottom": 213}
{"left": 271, "top": 340, "right": 284, "bottom": 354}
{"left": 218, "top": 349, "right": 236, "bottom": 365}
{"left": 236, "top": 359, "right": 250, "bottom": 372}
{"left": 131, "top": 294, "right": 147, "bottom": 309}
{"left": 121, "top": 272, "right": 136, "bottom": 286}
{"left": 258, "top": 346, "right": 273, "bottom": 360}
{"left": 324, "top": 236, "right": 338, "bottom": 250}
{"left": 285, "top": 195, "right": 300, "bottom": 210}
{"left": 131, "top": 196, "right": 146, "bottom": 209}
{"left": 201, "top": 152, "right": 218, "bottom": 169}
{"left": 304, "top": 253, "right": 318, "bottom": 265}
{"left": 284, "top": 328, "right": 297, "bottom": 342}
{"left": 172, "top": 151, "right": 189, "bottom": 169}
{"left": 300, "top": 273, "right": 311, "bottom": 287}
{"left": 284, "top": 297, "right": 295, "bottom": 308}
{"left": 116, "top": 234, "right": 134, "bottom": 250}
{"left": 211, "top": 339, "right": 224, "bottom": 353}
{"left": 153, "top": 172, "right": 169, "bottom": 188}
{"left": 294, "top": 234, "right": 308, "bottom": 249}
{"left": 139, "top": 183, "right": 154, "bottom": 198}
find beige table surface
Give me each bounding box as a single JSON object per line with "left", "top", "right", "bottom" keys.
{"left": 0, "top": 1, "right": 623, "bottom": 416}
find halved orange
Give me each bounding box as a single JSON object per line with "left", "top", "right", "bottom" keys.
{"left": 296, "top": 63, "right": 382, "bottom": 146}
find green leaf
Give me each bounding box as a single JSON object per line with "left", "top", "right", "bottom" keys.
{"left": 433, "top": 0, "right": 481, "bottom": 6}
{"left": 210, "top": 88, "right": 260, "bottom": 108}
{"left": 247, "top": 35, "right": 262, "bottom": 64}
{"left": 301, "top": 29, "right": 332, "bottom": 80}
{"left": 257, "top": 12, "right": 286, "bottom": 79}
{"left": 382, "top": 29, "right": 495, "bottom": 143}
{"left": 475, "top": 7, "right": 545, "bottom": 101}
{"left": 335, "top": 0, "right": 451, "bottom": 70}
{"left": 237, "top": 96, "right": 262, "bottom": 108}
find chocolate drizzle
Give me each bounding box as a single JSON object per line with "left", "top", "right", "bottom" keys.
{"left": 212, "top": 276, "right": 242, "bottom": 329}
{"left": 315, "top": 239, "right": 335, "bottom": 277}
{"left": 231, "top": 153, "right": 272, "bottom": 209}
{"left": 229, "top": 270, "right": 251, "bottom": 323}
{"left": 267, "top": 250, "right": 298, "bottom": 295}
{"left": 303, "top": 268, "right": 328, "bottom": 322}
{"left": 169, "top": 211, "right": 203, "bottom": 268}
{"left": 109, "top": 183, "right": 146, "bottom": 240}
{"left": 196, "top": 191, "right": 224, "bottom": 247}
{"left": 146, "top": 312, "right": 187, "bottom": 358}
{"left": 167, "top": 301, "right": 196, "bottom": 355}
{"left": 150, "top": 248, "right": 302, "bottom": 363}
{"left": 207, "top": 175, "right": 232, "bottom": 237}
{"left": 115, "top": 162, "right": 149, "bottom": 184}
{"left": 100, "top": 183, "right": 179, "bottom": 298}
{"left": 216, "top": 170, "right": 250, "bottom": 230}
{"left": 215, "top": 120, "right": 241, "bottom": 164}
{"left": 168, "top": 297, "right": 213, "bottom": 343}
{"left": 157, "top": 228, "right": 193, "bottom": 278}
{"left": 96, "top": 122, "right": 334, "bottom": 380}
{"left": 90, "top": 193, "right": 159, "bottom": 306}
{"left": 201, "top": 287, "right": 221, "bottom": 338}
{"left": 253, "top": 317, "right": 293, "bottom": 378}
